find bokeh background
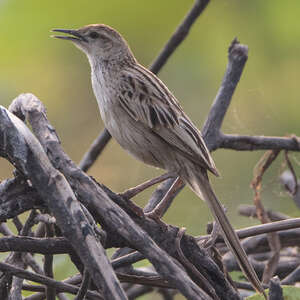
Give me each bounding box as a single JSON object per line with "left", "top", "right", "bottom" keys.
{"left": 0, "top": 0, "right": 300, "bottom": 298}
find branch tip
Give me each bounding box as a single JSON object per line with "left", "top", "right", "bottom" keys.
{"left": 228, "top": 38, "right": 248, "bottom": 61}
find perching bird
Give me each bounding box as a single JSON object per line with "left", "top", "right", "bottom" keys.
{"left": 53, "top": 24, "right": 265, "bottom": 297}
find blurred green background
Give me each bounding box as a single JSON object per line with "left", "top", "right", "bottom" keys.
{"left": 0, "top": 0, "right": 300, "bottom": 298}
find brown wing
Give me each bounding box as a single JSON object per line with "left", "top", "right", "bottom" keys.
{"left": 118, "top": 64, "right": 219, "bottom": 176}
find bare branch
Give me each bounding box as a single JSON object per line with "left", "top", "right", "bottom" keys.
{"left": 238, "top": 205, "right": 290, "bottom": 221}
{"left": 202, "top": 39, "right": 248, "bottom": 150}
{"left": 199, "top": 38, "right": 300, "bottom": 154}
{"left": 111, "top": 252, "right": 145, "bottom": 270}
{"left": 251, "top": 150, "right": 281, "bottom": 283}
{"left": 175, "top": 228, "right": 216, "bottom": 300}
{"left": 0, "top": 236, "right": 71, "bottom": 254}
{"left": 44, "top": 224, "right": 55, "bottom": 300}
{"left": 268, "top": 276, "right": 283, "bottom": 300}
{"left": 150, "top": 0, "right": 210, "bottom": 73}
{"left": 282, "top": 264, "right": 300, "bottom": 285}
{"left": 74, "top": 269, "right": 91, "bottom": 300}
{"left": 279, "top": 170, "right": 300, "bottom": 209}
{"left": 0, "top": 262, "right": 102, "bottom": 300}
{"left": 219, "top": 134, "right": 300, "bottom": 152}
{"left": 0, "top": 105, "right": 127, "bottom": 300}
{"left": 0, "top": 177, "right": 44, "bottom": 221}
{"left": 8, "top": 94, "right": 217, "bottom": 300}
{"left": 78, "top": 128, "right": 111, "bottom": 172}
{"left": 198, "top": 217, "right": 300, "bottom": 242}
{"left": 126, "top": 286, "right": 153, "bottom": 300}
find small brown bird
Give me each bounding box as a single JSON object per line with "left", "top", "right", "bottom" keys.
{"left": 53, "top": 24, "right": 265, "bottom": 297}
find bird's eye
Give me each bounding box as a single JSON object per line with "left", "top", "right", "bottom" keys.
{"left": 89, "top": 31, "right": 99, "bottom": 39}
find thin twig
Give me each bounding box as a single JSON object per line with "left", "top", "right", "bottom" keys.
{"left": 78, "top": 128, "right": 111, "bottom": 172}
{"left": 281, "top": 264, "right": 300, "bottom": 285}
{"left": 117, "top": 272, "right": 170, "bottom": 289}
{"left": 175, "top": 228, "right": 216, "bottom": 300}
{"left": 44, "top": 224, "right": 55, "bottom": 300}
{"left": 23, "top": 254, "right": 44, "bottom": 275}
{"left": 13, "top": 216, "right": 23, "bottom": 234}
{"left": 197, "top": 217, "right": 300, "bottom": 242}
{"left": 150, "top": 0, "right": 210, "bottom": 73}
{"left": 74, "top": 269, "right": 91, "bottom": 300}
{"left": 0, "top": 262, "right": 102, "bottom": 299}
{"left": 21, "top": 210, "right": 38, "bottom": 236}
{"left": 251, "top": 150, "right": 281, "bottom": 284}
{"left": 9, "top": 210, "right": 38, "bottom": 300}
{"left": 284, "top": 150, "right": 298, "bottom": 196}
{"left": 234, "top": 281, "right": 268, "bottom": 291}
{"left": 111, "top": 252, "right": 145, "bottom": 270}
{"left": 238, "top": 205, "right": 290, "bottom": 221}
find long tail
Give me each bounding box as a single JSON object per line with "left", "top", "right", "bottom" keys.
{"left": 185, "top": 169, "right": 267, "bottom": 299}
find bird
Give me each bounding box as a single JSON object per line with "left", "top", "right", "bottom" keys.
{"left": 52, "top": 24, "right": 265, "bottom": 297}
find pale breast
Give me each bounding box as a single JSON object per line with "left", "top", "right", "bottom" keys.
{"left": 90, "top": 65, "right": 179, "bottom": 171}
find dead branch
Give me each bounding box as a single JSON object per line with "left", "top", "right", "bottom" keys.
{"left": 0, "top": 2, "right": 300, "bottom": 299}
{"left": 0, "top": 107, "right": 126, "bottom": 299}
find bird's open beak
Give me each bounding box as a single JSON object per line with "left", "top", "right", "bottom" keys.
{"left": 51, "top": 29, "right": 87, "bottom": 42}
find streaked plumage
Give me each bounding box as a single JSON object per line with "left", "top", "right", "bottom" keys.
{"left": 53, "top": 24, "right": 266, "bottom": 298}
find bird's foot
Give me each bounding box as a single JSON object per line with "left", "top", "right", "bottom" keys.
{"left": 144, "top": 211, "right": 169, "bottom": 232}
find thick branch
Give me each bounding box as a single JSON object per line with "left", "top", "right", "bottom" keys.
{"left": 0, "top": 105, "right": 127, "bottom": 300}
{"left": 0, "top": 177, "right": 44, "bottom": 221}
{"left": 8, "top": 94, "right": 214, "bottom": 300}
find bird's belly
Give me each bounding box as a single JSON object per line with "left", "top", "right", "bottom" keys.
{"left": 102, "top": 105, "right": 173, "bottom": 170}
{"left": 109, "top": 118, "right": 161, "bottom": 167}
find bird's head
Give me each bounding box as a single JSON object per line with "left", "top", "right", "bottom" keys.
{"left": 52, "top": 24, "right": 135, "bottom": 65}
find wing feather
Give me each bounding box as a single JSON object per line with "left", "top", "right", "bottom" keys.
{"left": 118, "top": 64, "right": 219, "bottom": 176}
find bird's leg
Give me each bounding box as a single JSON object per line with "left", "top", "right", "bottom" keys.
{"left": 119, "top": 172, "right": 175, "bottom": 218}
{"left": 145, "top": 177, "right": 184, "bottom": 229}
{"left": 201, "top": 221, "right": 221, "bottom": 249}
{"left": 120, "top": 172, "right": 175, "bottom": 200}
{"left": 201, "top": 206, "right": 227, "bottom": 249}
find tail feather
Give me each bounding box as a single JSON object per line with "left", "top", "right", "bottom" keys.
{"left": 185, "top": 169, "right": 267, "bottom": 299}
